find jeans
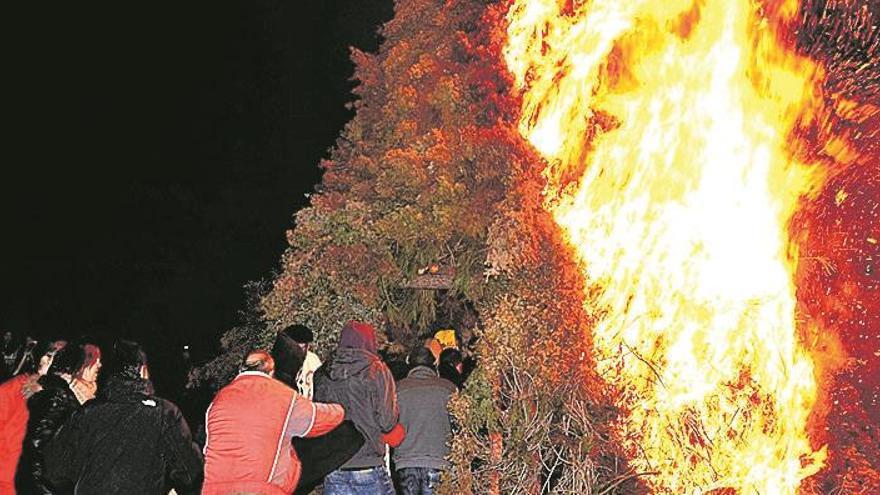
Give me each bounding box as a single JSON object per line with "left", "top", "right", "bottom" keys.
{"left": 396, "top": 467, "right": 442, "bottom": 495}
{"left": 324, "top": 466, "right": 396, "bottom": 495}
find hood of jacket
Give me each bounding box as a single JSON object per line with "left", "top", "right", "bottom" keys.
{"left": 325, "top": 348, "right": 380, "bottom": 381}
{"left": 338, "top": 321, "right": 378, "bottom": 354}
{"left": 324, "top": 322, "right": 380, "bottom": 381}
{"left": 98, "top": 375, "right": 155, "bottom": 403}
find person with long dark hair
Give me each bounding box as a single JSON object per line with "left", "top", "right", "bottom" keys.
{"left": 70, "top": 343, "right": 101, "bottom": 404}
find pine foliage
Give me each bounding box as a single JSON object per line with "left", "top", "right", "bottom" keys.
{"left": 201, "top": 0, "right": 635, "bottom": 492}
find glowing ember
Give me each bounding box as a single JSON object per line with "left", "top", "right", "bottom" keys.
{"left": 504, "top": 0, "right": 829, "bottom": 492}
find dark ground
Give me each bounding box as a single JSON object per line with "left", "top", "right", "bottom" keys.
{"left": 2, "top": 0, "right": 393, "bottom": 405}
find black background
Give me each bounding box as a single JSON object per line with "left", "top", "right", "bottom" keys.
{"left": 3, "top": 1, "right": 393, "bottom": 395}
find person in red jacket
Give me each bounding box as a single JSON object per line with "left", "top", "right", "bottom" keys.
{"left": 202, "top": 350, "right": 345, "bottom": 495}
{"left": 0, "top": 340, "right": 65, "bottom": 495}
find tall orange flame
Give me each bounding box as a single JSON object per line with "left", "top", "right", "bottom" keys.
{"left": 504, "top": 0, "right": 828, "bottom": 492}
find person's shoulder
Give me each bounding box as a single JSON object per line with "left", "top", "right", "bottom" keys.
{"left": 29, "top": 383, "right": 77, "bottom": 414}
{"left": 66, "top": 397, "right": 105, "bottom": 424}
{"left": 0, "top": 373, "right": 28, "bottom": 390}
{"left": 436, "top": 376, "right": 457, "bottom": 394}
{"left": 155, "top": 396, "right": 181, "bottom": 411}
{"left": 37, "top": 373, "right": 67, "bottom": 391}
{"left": 396, "top": 374, "right": 417, "bottom": 392}
{"left": 31, "top": 378, "right": 68, "bottom": 401}
{"left": 369, "top": 358, "right": 396, "bottom": 380}
{"left": 431, "top": 374, "right": 456, "bottom": 389}
{"left": 154, "top": 396, "right": 186, "bottom": 420}
{"left": 80, "top": 395, "right": 106, "bottom": 410}
{"left": 228, "top": 375, "right": 298, "bottom": 403}
{"left": 399, "top": 375, "right": 456, "bottom": 394}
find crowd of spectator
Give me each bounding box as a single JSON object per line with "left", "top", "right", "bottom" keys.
{"left": 0, "top": 322, "right": 471, "bottom": 495}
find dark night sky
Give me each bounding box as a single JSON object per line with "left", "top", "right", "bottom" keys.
{"left": 3, "top": 1, "right": 393, "bottom": 383}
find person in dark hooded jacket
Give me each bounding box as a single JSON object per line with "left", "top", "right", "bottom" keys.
{"left": 44, "top": 340, "right": 203, "bottom": 495}
{"left": 313, "top": 321, "right": 404, "bottom": 495}
{"left": 15, "top": 341, "right": 84, "bottom": 495}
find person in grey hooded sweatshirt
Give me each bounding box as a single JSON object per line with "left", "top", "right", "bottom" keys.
{"left": 313, "top": 321, "right": 404, "bottom": 495}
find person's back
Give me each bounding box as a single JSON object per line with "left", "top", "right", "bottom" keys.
{"left": 393, "top": 347, "right": 456, "bottom": 495}
{"left": 203, "top": 350, "right": 344, "bottom": 495}
{"left": 45, "top": 340, "right": 202, "bottom": 495}
{"left": 313, "top": 321, "right": 402, "bottom": 495}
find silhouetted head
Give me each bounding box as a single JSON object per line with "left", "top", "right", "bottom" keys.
{"left": 282, "top": 324, "right": 313, "bottom": 344}
{"left": 438, "top": 347, "right": 464, "bottom": 388}
{"left": 272, "top": 326, "right": 308, "bottom": 388}
{"left": 48, "top": 343, "right": 85, "bottom": 377}
{"left": 439, "top": 347, "right": 463, "bottom": 371}
{"left": 409, "top": 346, "right": 437, "bottom": 370}
{"left": 112, "top": 339, "right": 149, "bottom": 380}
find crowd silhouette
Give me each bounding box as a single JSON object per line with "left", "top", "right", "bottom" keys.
{"left": 0, "top": 322, "right": 471, "bottom": 495}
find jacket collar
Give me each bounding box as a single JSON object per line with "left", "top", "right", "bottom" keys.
{"left": 407, "top": 365, "right": 438, "bottom": 378}
{"left": 100, "top": 375, "right": 154, "bottom": 403}
{"left": 237, "top": 371, "right": 273, "bottom": 379}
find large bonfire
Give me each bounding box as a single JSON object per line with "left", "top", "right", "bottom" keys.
{"left": 504, "top": 0, "right": 827, "bottom": 492}
{"left": 202, "top": 0, "right": 879, "bottom": 493}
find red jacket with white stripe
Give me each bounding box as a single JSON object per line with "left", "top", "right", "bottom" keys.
{"left": 202, "top": 371, "right": 344, "bottom": 495}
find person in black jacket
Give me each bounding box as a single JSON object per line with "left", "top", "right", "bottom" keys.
{"left": 45, "top": 340, "right": 203, "bottom": 495}
{"left": 15, "top": 341, "right": 85, "bottom": 494}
